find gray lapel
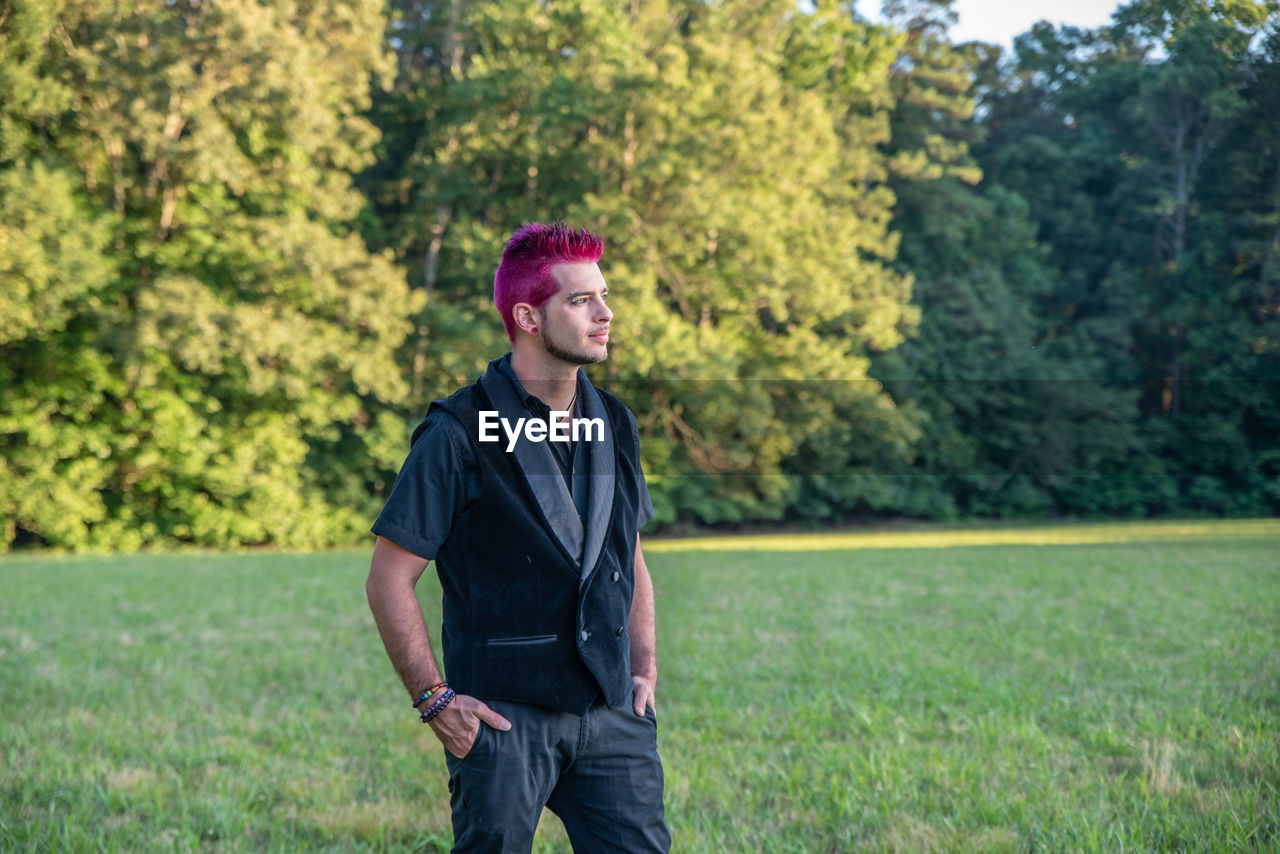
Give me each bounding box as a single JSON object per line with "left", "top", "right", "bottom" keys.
{"left": 478, "top": 362, "right": 584, "bottom": 565}
{"left": 578, "top": 372, "right": 615, "bottom": 581}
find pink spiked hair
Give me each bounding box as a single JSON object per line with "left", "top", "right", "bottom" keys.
{"left": 494, "top": 222, "right": 604, "bottom": 342}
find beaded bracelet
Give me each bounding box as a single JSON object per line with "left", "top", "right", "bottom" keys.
{"left": 422, "top": 688, "right": 455, "bottom": 722}
{"left": 420, "top": 687, "right": 456, "bottom": 723}
{"left": 413, "top": 682, "right": 448, "bottom": 709}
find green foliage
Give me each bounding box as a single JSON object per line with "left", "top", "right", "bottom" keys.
{"left": 1, "top": 0, "right": 418, "bottom": 549}
{"left": 4, "top": 0, "right": 1278, "bottom": 548}
{"left": 878, "top": 0, "right": 1280, "bottom": 521}
{"left": 360, "top": 0, "right": 916, "bottom": 526}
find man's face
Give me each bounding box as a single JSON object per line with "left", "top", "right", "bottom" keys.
{"left": 539, "top": 262, "right": 613, "bottom": 366}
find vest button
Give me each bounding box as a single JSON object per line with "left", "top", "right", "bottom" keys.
{"left": 616, "top": 626, "right": 625, "bottom": 637}
{"left": 611, "top": 571, "right": 620, "bottom": 583}
{"left": 580, "top": 630, "right": 590, "bottom": 642}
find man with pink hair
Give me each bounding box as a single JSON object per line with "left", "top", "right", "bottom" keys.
{"left": 366, "top": 222, "right": 669, "bottom": 852}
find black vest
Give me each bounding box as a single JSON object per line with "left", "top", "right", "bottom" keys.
{"left": 425, "top": 377, "right": 643, "bottom": 714}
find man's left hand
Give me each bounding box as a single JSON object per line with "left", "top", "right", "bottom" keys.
{"left": 632, "top": 674, "right": 656, "bottom": 716}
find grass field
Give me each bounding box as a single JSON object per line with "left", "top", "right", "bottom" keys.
{"left": 2, "top": 518, "right": 1277, "bottom": 852}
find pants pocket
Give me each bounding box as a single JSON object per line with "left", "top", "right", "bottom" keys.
{"left": 451, "top": 719, "right": 494, "bottom": 768}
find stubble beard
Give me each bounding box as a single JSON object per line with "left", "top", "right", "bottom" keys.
{"left": 543, "top": 333, "right": 606, "bottom": 366}
{"left": 540, "top": 310, "right": 607, "bottom": 366}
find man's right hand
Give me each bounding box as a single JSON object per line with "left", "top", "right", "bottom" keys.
{"left": 429, "top": 693, "right": 512, "bottom": 758}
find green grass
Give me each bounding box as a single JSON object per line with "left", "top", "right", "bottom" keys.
{"left": 2, "top": 519, "right": 1278, "bottom": 852}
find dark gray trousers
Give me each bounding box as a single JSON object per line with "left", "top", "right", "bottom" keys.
{"left": 443, "top": 693, "right": 670, "bottom": 854}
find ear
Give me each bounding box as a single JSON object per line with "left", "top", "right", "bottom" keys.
{"left": 512, "top": 302, "right": 540, "bottom": 336}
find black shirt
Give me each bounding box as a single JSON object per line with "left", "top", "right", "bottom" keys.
{"left": 371, "top": 355, "right": 654, "bottom": 561}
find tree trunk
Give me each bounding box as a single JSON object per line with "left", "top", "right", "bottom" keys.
{"left": 411, "top": 204, "right": 452, "bottom": 402}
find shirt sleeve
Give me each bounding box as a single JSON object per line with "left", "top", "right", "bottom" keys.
{"left": 636, "top": 472, "right": 655, "bottom": 532}
{"left": 371, "top": 414, "right": 469, "bottom": 560}
{"left": 625, "top": 404, "right": 655, "bottom": 531}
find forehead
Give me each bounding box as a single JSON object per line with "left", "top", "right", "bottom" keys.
{"left": 549, "top": 261, "right": 606, "bottom": 294}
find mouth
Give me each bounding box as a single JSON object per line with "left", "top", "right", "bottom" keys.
{"left": 589, "top": 330, "right": 610, "bottom": 343}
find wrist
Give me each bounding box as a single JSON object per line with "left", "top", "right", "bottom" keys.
{"left": 418, "top": 685, "right": 456, "bottom": 723}
{"left": 412, "top": 681, "right": 448, "bottom": 709}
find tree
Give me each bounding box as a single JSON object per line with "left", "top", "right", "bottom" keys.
{"left": 1, "top": 0, "right": 419, "bottom": 549}
{"left": 361, "top": 0, "right": 916, "bottom": 526}
{"left": 973, "top": 0, "right": 1280, "bottom": 515}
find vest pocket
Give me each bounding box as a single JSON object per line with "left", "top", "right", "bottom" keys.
{"left": 485, "top": 634, "right": 557, "bottom": 646}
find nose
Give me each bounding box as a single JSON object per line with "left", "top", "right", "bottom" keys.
{"left": 596, "top": 299, "right": 613, "bottom": 323}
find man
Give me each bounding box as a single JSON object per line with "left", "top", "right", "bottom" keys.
{"left": 365, "top": 222, "right": 670, "bottom": 853}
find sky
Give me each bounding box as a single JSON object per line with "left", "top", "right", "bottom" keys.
{"left": 864, "top": 0, "right": 1126, "bottom": 49}
{"left": 950, "top": 0, "right": 1123, "bottom": 47}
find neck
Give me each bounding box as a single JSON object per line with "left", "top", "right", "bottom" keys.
{"left": 510, "top": 348, "right": 579, "bottom": 412}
